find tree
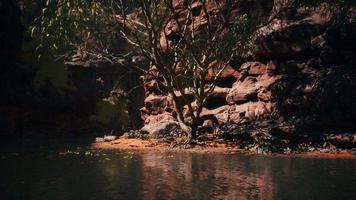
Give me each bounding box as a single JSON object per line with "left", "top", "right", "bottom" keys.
{"left": 30, "top": 0, "right": 121, "bottom": 60}
{"left": 115, "top": 0, "right": 271, "bottom": 141}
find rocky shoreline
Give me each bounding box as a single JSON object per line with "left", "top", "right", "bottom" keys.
{"left": 92, "top": 128, "right": 356, "bottom": 158}
{"left": 92, "top": 138, "right": 356, "bottom": 158}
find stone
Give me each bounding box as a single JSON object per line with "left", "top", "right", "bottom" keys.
{"left": 202, "top": 119, "right": 214, "bottom": 128}
{"left": 326, "top": 134, "right": 356, "bottom": 149}
{"left": 251, "top": 9, "right": 329, "bottom": 61}
{"left": 141, "top": 121, "right": 179, "bottom": 138}
{"left": 226, "top": 77, "right": 259, "bottom": 104}
{"left": 266, "top": 61, "right": 278, "bottom": 73}
{"left": 144, "top": 94, "right": 172, "bottom": 115}
{"left": 103, "top": 135, "right": 117, "bottom": 141}
{"left": 248, "top": 62, "right": 268, "bottom": 76}
{"left": 207, "top": 86, "right": 230, "bottom": 99}
{"left": 144, "top": 79, "right": 164, "bottom": 95}
{"left": 235, "top": 102, "right": 275, "bottom": 121}
{"left": 255, "top": 73, "right": 281, "bottom": 88}
{"left": 95, "top": 137, "right": 105, "bottom": 143}
{"left": 257, "top": 88, "right": 273, "bottom": 102}
{"left": 144, "top": 112, "right": 175, "bottom": 125}
{"left": 200, "top": 102, "right": 275, "bottom": 125}
{"left": 206, "top": 61, "right": 240, "bottom": 81}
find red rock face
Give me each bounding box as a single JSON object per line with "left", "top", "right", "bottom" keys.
{"left": 140, "top": 0, "right": 356, "bottom": 147}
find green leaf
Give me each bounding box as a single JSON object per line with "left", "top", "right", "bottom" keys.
{"left": 30, "top": 26, "right": 36, "bottom": 38}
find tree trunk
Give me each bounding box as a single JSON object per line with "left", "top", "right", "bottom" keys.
{"left": 169, "top": 91, "right": 195, "bottom": 143}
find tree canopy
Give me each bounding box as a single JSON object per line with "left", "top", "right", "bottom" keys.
{"left": 30, "top": 0, "right": 119, "bottom": 60}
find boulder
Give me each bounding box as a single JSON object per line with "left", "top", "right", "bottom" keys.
{"left": 234, "top": 101, "right": 275, "bottom": 121}
{"left": 144, "top": 94, "right": 172, "bottom": 115}
{"left": 207, "top": 86, "right": 230, "bottom": 99}
{"left": 141, "top": 111, "right": 179, "bottom": 138}
{"left": 202, "top": 119, "right": 214, "bottom": 128}
{"left": 326, "top": 134, "right": 356, "bottom": 149}
{"left": 251, "top": 9, "right": 330, "bottom": 61}
{"left": 144, "top": 79, "right": 164, "bottom": 95}
{"left": 257, "top": 88, "right": 273, "bottom": 102}
{"left": 200, "top": 105, "right": 231, "bottom": 117}
{"left": 201, "top": 102, "right": 275, "bottom": 125}
{"left": 206, "top": 61, "right": 240, "bottom": 81}
{"left": 141, "top": 121, "right": 179, "bottom": 138}
{"left": 226, "top": 77, "right": 259, "bottom": 104}
{"left": 255, "top": 73, "right": 281, "bottom": 88}
{"left": 247, "top": 62, "right": 268, "bottom": 76}
{"left": 204, "top": 86, "right": 230, "bottom": 109}
{"left": 226, "top": 61, "right": 281, "bottom": 105}
{"left": 144, "top": 112, "right": 175, "bottom": 125}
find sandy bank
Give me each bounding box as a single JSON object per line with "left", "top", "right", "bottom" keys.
{"left": 92, "top": 138, "right": 356, "bottom": 158}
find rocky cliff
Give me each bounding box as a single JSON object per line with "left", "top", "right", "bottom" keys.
{"left": 139, "top": 0, "right": 356, "bottom": 151}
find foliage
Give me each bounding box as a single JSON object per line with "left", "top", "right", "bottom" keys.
{"left": 92, "top": 94, "right": 129, "bottom": 127}
{"left": 30, "top": 0, "right": 118, "bottom": 60}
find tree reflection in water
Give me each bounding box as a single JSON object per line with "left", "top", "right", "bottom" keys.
{"left": 140, "top": 152, "right": 274, "bottom": 200}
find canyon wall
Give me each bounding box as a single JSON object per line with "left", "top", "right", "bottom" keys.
{"left": 140, "top": 0, "right": 356, "bottom": 149}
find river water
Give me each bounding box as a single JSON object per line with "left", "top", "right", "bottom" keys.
{"left": 0, "top": 138, "right": 355, "bottom": 200}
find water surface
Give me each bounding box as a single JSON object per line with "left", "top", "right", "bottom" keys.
{"left": 0, "top": 138, "right": 355, "bottom": 200}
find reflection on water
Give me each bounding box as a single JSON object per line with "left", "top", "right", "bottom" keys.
{"left": 140, "top": 152, "right": 275, "bottom": 200}
{"left": 0, "top": 139, "right": 355, "bottom": 200}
